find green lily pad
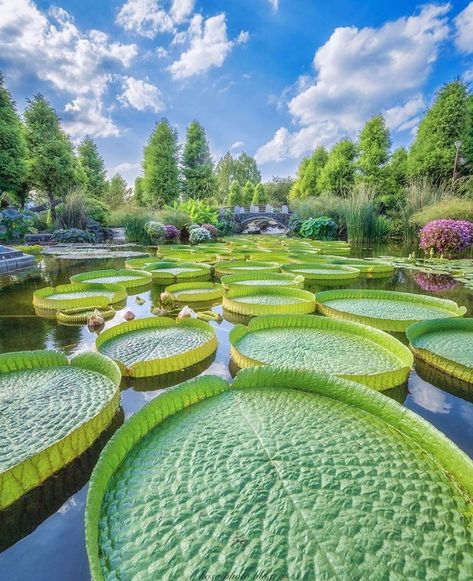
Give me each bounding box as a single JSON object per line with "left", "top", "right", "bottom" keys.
{"left": 316, "top": 289, "right": 467, "bottom": 332}
{"left": 221, "top": 272, "right": 304, "bottom": 289}
{"left": 96, "top": 317, "right": 217, "bottom": 377}
{"left": 281, "top": 262, "right": 360, "bottom": 280}
{"left": 86, "top": 367, "right": 473, "bottom": 580}
{"left": 223, "top": 287, "right": 316, "bottom": 316}
{"left": 230, "top": 314, "right": 412, "bottom": 389}
{"left": 165, "top": 282, "right": 223, "bottom": 302}
{"left": 70, "top": 269, "right": 151, "bottom": 289}
{"left": 214, "top": 260, "right": 280, "bottom": 275}
{"left": 33, "top": 283, "right": 127, "bottom": 311}
{"left": 144, "top": 261, "right": 211, "bottom": 282}
{"left": 0, "top": 351, "right": 120, "bottom": 509}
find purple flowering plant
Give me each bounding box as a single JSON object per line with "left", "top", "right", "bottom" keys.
{"left": 414, "top": 272, "right": 458, "bottom": 292}
{"left": 164, "top": 224, "right": 180, "bottom": 241}
{"left": 419, "top": 219, "right": 473, "bottom": 258}
{"left": 201, "top": 223, "right": 219, "bottom": 239}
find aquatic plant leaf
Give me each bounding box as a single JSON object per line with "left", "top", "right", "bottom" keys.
{"left": 165, "top": 282, "right": 223, "bottom": 302}
{"left": 70, "top": 269, "right": 151, "bottom": 289}
{"left": 223, "top": 286, "right": 316, "bottom": 316}
{"left": 33, "top": 283, "right": 127, "bottom": 311}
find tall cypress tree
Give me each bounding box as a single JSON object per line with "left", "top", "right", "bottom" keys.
{"left": 24, "top": 94, "right": 76, "bottom": 212}
{"left": 77, "top": 137, "right": 107, "bottom": 198}
{"left": 242, "top": 181, "right": 255, "bottom": 205}
{"left": 357, "top": 115, "right": 391, "bottom": 189}
{"left": 0, "top": 74, "right": 28, "bottom": 206}
{"left": 181, "top": 121, "right": 216, "bottom": 199}
{"left": 408, "top": 81, "right": 471, "bottom": 183}
{"left": 134, "top": 176, "right": 145, "bottom": 206}
{"left": 107, "top": 174, "right": 130, "bottom": 209}
{"left": 300, "top": 146, "right": 328, "bottom": 198}
{"left": 215, "top": 152, "right": 235, "bottom": 201}
{"left": 143, "top": 119, "right": 179, "bottom": 208}
{"left": 317, "top": 139, "right": 357, "bottom": 196}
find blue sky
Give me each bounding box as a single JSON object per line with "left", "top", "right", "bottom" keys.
{"left": 1, "top": 0, "right": 472, "bottom": 185}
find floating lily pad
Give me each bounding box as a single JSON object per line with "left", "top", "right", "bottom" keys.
{"left": 144, "top": 261, "right": 211, "bottom": 282}
{"left": 230, "top": 314, "right": 412, "bottom": 389}
{"left": 328, "top": 258, "right": 394, "bottom": 275}
{"left": 125, "top": 256, "right": 164, "bottom": 269}
{"left": 70, "top": 269, "right": 152, "bottom": 289}
{"left": 281, "top": 262, "right": 360, "bottom": 281}
{"left": 33, "top": 283, "right": 127, "bottom": 311}
{"left": 42, "top": 247, "right": 148, "bottom": 260}
{"left": 0, "top": 351, "right": 120, "bottom": 509}
{"left": 214, "top": 260, "right": 280, "bottom": 275}
{"left": 407, "top": 318, "right": 473, "bottom": 383}
{"left": 316, "top": 289, "right": 467, "bottom": 332}
{"left": 223, "top": 286, "right": 316, "bottom": 316}
{"left": 56, "top": 306, "right": 116, "bottom": 325}
{"left": 221, "top": 272, "right": 304, "bottom": 289}
{"left": 165, "top": 282, "right": 223, "bottom": 302}
{"left": 86, "top": 366, "right": 473, "bottom": 580}
{"left": 96, "top": 316, "right": 217, "bottom": 377}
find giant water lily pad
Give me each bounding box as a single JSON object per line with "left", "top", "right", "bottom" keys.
{"left": 223, "top": 286, "right": 316, "bottom": 316}
{"left": 70, "top": 269, "right": 151, "bottom": 289}
{"left": 144, "top": 261, "right": 211, "bottom": 282}
{"left": 221, "top": 272, "right": 304, "bottom": 289}
{"left": 281, "top": 262, "right": 360, "bottom": 281}
{"left": 230, "top": 314, "right": 412, "bottom": 389}
{"left": 96, "top": 317, "right": 217, "bottom": 377}
{"left": 33, "top": 283, "right": 127, "bottom": 311}
{"left": 316, "top": 289, "right": 467, "bottom": 332}
{"left": 407, "top": 318, "right": 473, "bottom": 383}
{"left": 214, "top": 260, "right": 280, "bottom": 275}
{"left": 0, "top": 351, "right": 120, "bottom": 509}
{"left": 165, "top": 282, "right": 223, "bottom": 303}
{"left": 86, "top": 367, "right": 473, "bottom": 580}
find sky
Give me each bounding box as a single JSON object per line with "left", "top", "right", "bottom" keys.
{"left": 0, "top": 0, "right": 472, "bottom": 186}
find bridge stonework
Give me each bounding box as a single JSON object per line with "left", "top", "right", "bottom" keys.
{"left": 219, "top": 206, "right": 292, "bottom": 230}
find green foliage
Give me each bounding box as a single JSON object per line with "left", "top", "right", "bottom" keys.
{"left": 252, "top": 182, "right": 268, "bottom": 205}
{"left": 53, "top": 228, "right": 95, "bottom": 243}
{"left": 300, "top": 146, "right": 328, "bottom": 198}
{"left": 384, "top": 147, "right": 408, "bottom": 197}
{"left": 357, "top": 115, "right": 391, "bottom": 190}
{"left": 181, "top": 121, "right": 216, "bottom": 199}
{"left": 227, "top": 180, "right": 243, "bottom": 206}
{"left": 84, "top": 197, "right": 110, "bottom": 225}
{"left": 143, "top": 118, "right": 180, "bottom": 208}
{"left": 134, "top": 176, "right": 144, "bottom": 206}
{"left": 0, "top": 208, "right": 36, "bottom": 241}
{"left": 291, "top": 194, "right": 344, "bottom": 223}
{"left": 106, "top": 174, "right": 130, "bottom": 209}
{"left": 242, "top": 181, "right": 254, "bottom": 205}
{"left": 289, "top": 157, "right": 310, "bottom": 201}
{"left": 0, "top": 73, "right": 28, "bottom": 205}
{"left": 317, "top": 138, "right": 357, "bottom": 196}
{"left": 144, "top": 221, "right": 165, "bottom": 243}
{"left": 408, "top": 81, "right": 472, "bottom": 183}
{"left": 263, "top": 176, "right": 294, "bottom": 204}
{"left": 24, "top": 95, "right": 76, "bottom": 211}
{"left": 299, "top": 216, "right": 338, "bottom": 240}
{"left": 121, "top": 207, "right": 155, "bottom": 244}
{"left": 215, "top": 151, "right": 261, "bottom": 200}
{"left": 54, "top": 189, "right": 88, "bottom": 229}
{"left": 168, "top": 199, "right": 218, "bottom": 225}
{"left": 77, "top": 137, "right": 107, "bottom": 198}
{"left": 156, "top": 208, "right": 191, "bottom": 230}
{"left": 342, "top": 188, "right": 388, "bottom": 245}
{"left": 189, "top": 226, "right": 212, "bottom": 245}
{"left": 410, "top": 198, "right": 473, "bottom": 227}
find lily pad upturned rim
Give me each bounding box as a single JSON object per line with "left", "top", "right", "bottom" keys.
{"left": 316, "top": 288, "right": 467, "bottom": 332}
{"left": 281, "top": 262, "right": 361, "bottom": 280}
{"left": 223, "top": 286, "right": 316, "bottom": 316}
{"left": 85, "top": 366, "right": 473, "bottom": 581}
{"left": 229, "top": 313, "right": 413, "bottom": 389}
{"left": 165, "top": 282, "right": 223, "bottom": 302}
{"left": 56, "top": 306, "right": 116, "bottom": 325}
{"left": 70, "top": 269, "right": 152, "bottom": 289}
{"left": 96, "top": 316, "right": 217, "bottom": 377}
{"left": 125, "top": 256, "right": 166, "bottom": 269}
{"left": 0, "top": 350, "right": 120, "bottom": 510}
{"left": 143, "top": 261, "right": 212, "bottom": 281}
{"left": 214, "top": 260, "right": 281, "bottom": 275}
{"left": 32, "top": 283, "right": 128, "bottom": 311}
{"left": 327, "top": 258, "right": 395, "bottom": 274}
{"left": 221, "top": 272, "right": 305, "bottom": 289}
{"left": 407, "top": 318, "right": 473, "bottom": 383}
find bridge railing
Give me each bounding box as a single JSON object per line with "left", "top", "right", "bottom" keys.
{"left": 219, "top": 205, "right": 291, "bottom": 217}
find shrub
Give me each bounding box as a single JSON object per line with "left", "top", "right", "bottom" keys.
{"left": 53, "top": 228, "right": 96, "bottom": 243}
{"left": 201, "top": 223, "right": 218, "bottom": 239}
{"left": 216, "top": 217, "right": 234, "bottom": 236}
{"left": 291, "top": 195, "right": 344, "bottom": 223}
{"left": 113, "top": 207, "right": 154, "bottom": 244}
{"left": 342, "top": 188, "right": 386, "bottom": 245}
{"left": 84, "top": 197, "right": 111, "bottom": 225}
{"left": 164, "top": 224, "right": 180, "bottom": 241}
{"left": 411, "top": 198, "right": 473, "bottom": 227}
{"left": 0, "top": 208, "right": 36, "bottom": 241}
{"left": 55, "top": 190, "right": 88, "bottom": 230}
{"left": 419, "top": 220, "right": 473, "bottom": 257}
{"left": 300, "top": 216, "right": 337, "bottom": 240}
{"left": 188, "top": 223, "right": 200, "bottom": 232}
{"left": 288, "top": 216, "right": 303, "bottom": 236}
{"left": 168, "top": 199, "right": 218, "bottom": 225}
{"left": 144, "top": 221, "right": 165, "bottom": 244}
{"left": 156, "top": 209, "right": 191, "bottom": 230}
{"left": 189, "top": 227, "right": 211, "bottom": 245}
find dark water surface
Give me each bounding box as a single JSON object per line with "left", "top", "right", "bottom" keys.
{"left": 0, "top": 250, "right": 472, "bottom": 580}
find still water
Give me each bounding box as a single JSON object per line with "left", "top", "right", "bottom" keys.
{"left": 0, "top": 250, "right": 472, "bottom": 580}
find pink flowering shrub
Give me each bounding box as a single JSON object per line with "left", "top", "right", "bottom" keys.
{"left": 414, "top": 272, "right": 458, "bottom": 292}
{"left": 201, "top": 223, "right": 219, "bottom": 239}
{"left": 419, "top": 219, "right": 473, "bottom": 257}
{"left": 164, "top": 224, "right": 180, "bottom": 241}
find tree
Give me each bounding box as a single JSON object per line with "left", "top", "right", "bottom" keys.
{"left": 252, "top": 182, "right": 268, "bottom": 205}
{"left": 134, "top": 176, "right": 145, "bottom": 205}
{"left": 317, "top": 138, "right": 357, "bottom": 196}
{"left": 107, "top": 174, "right": 130, "bottom": 209}
{"left": 24, "top": 94, "right": 76, "bottom": 212}
{"left": 181, "top": 121, "right": 216, "bottom": 199}
{"left": 242, "top": 181, "right": 254, "bottom": 205}
{"left": 357, "top": 115, "right": 391, "bottom": 189}
{"left": 263, "top": 176, "right": 294, "bottom": 204}
{"left": 142, "top": 119, "right": 180, "bottom": 208}
{"left": 233, "top": 152, "right": 261, "bottom": 185}
{"left": 227, "top": 180, "right": 243, "bottom": 206}
{"left": 408, "top": 81, "right": 471, "bottom": 183}
{"left": 385, "top": 147, "right": 409, "bottom": 198}
{"left": 289, "top": 157, "right": 310, "bottom": 201}
{"left": 0, "top": 73, "right": 28, "bottom": 206}
{"left": 215, "top": 152, "right": 235, "bottom": 201}
{"left": 77, "top": 137, "right": 108, "bottom": 198}
{"left": 300, "top": 146, "right": 328, "bottom": 198}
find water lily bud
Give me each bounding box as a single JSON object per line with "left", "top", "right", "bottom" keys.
{"left": 87, "top": 309, "right": 105, "bottom": 328}
{"left": 177, "top": 305, "right": 196, "bottom": 319}
{"left": 123, "top": 310, "right": 135, "bottom": 321}
{"left": 160, "top": 291, "right": 174, "bottom": 307}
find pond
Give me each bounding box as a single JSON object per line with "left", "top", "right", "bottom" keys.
{"left": 1, "top": 244, "right": 472, "bottom": 580}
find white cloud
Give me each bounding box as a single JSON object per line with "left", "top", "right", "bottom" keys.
{"left": 116, "top": 0, "right": 174, "bottom": 38}
{"left": 168, "top": 14, "right": 249, "bottom": 79}
{"left": 171, "top": 0, "right": 195, "bottom": 24}
{"left": 383, "top": 95, "right": 425, "bottom": 133}
{"left": 119, "top": 76, "right": 164, "bottom": 112}
{"left": 231, "top": 141, "right": 245, "bottom": 150}
{"left": 256, "top": 3, "right": 450, "bottom": 164}
{"left": 268, "top": 0, "right": 279, "bottom": 10}
{"left": 454, "top": 2, "right": 473, "bottom": 54}
{"left": 111, "top": 162, "right": 141, "bottom": 174}
{"left": 156, "top": 46, "right": 169, "bottom": 58}
{"left": 63, "top": 96, "right": 121, "bottom": 139}
{"left": 409, "top": 377, "right": 452, "bottom": 414}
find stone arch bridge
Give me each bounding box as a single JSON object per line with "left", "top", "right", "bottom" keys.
{"left": 219, "top": 205, "right": 292, "bottom": 231}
